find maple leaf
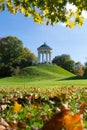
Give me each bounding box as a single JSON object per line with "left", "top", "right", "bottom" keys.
{"left": 41, "top": 108, "right": 70, "bottom": 130}
{"left": 13, "top": 101, "right": 22, "bottom": 113}
{"left": 63, "top": 113, "right": 84, "bottom": 130}
{"left": 41, "top": 102, "right": 86, "bottom": 130}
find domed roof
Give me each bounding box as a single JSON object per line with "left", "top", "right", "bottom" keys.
{"left": 37, "top": 42, "right": 52, "bottom": 50}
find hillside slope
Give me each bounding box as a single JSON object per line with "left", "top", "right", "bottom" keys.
{"left": 1, "top": 64, "right": 84, "bottom": 88}
{"left": 18, "top": 64, "right": 75, "bottom": 80}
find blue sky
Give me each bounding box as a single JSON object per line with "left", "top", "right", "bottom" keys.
{"left": 0, "top": 11, "right": 87, "bottom": 65}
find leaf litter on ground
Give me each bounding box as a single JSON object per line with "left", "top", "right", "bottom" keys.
{"left": 0, "top": 86, "right": 87, "bottom": 130}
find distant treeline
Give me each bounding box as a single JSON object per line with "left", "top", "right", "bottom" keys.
{"left": 52, "top": 54, "right": 87, "bottom": 77}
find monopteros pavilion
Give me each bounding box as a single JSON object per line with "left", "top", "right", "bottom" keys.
{"left": 37, "top": 42, "right": 52, "bottom": 64}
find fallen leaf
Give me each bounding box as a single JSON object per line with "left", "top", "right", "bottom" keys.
{"left": 0, "top": 118, "right": 9, "bottom": 127}
{"left": 42, "top": 102, "right": 85, "bottom": 130}
{"left": 0, "top": 125, "right": 5, "bottom": 130}
{"left": 0, "top": 104, "right": 8, "bottom": 112}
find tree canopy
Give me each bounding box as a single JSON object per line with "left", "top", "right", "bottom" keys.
{"left": 0, "top": 0, "right": 87, "bottom": 27}
{"left": 0, "top": 36, "right": 37, "bottom": 76}
{"left": 52, "top": 54, "right": 75, "bottom": 73}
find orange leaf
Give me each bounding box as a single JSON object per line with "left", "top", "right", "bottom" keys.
{"left": 79, "top": 101, "right": 86, "bottom": 114}
{"left": 63, "top": 113, "right": 84, "bottom": 130}
{"left": 42, "top": 103, "right": 85, "bottom": 130}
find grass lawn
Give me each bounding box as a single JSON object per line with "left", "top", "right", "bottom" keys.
{"left": 0, "top": 64, "right": 87, "bottom": 130}
{"left": 0, "top": 77, "right": 87, "bottom": 88}
{"left": 0, "top": 64, "right": 87, "bottom": 88}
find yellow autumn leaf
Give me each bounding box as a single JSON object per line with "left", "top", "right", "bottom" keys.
{"left": 25, "top": 10, "right": 31, "bottom": 17}
{"left": 65, "top": 17, "right": 70, "bottom": 25}
{"left": 0, "top": 0, "right": 5, "bottom": 3}
{"left": 25, "top": 113, "right": 33, "bottom": 118}
{"left": 45, "top": 9, "right": 49, "bottom": 14}
{"left": 78, "top": 17, "right": 84, "bottom": 26}
{"left": 69, "top": 22, "right": 75, "bottom": 28}
{"left": 69, "top": 12, "right": 74, "bottom": 18}
{"left": 20, "top": 7, "right": 25, "bottom": 13}
{"left": 7, "top": 2, "right": 13, "bottom": 8}
{"left": 58, "top": 0, "right": 62, "bottom": 3}
{"left": 13, "top": 101, "right": 22, "bottom": 113}
{"left": 11, "top": 9, "right": 17, "bottom": 14}
{"left": 33, "top": 12, "right": 44, "bottom": 24}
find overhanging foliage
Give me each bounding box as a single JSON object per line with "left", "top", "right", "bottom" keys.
{"left": 0, "top": 0, "right": 87, "bottom": 27}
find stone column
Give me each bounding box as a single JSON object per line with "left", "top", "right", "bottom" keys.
{"left": 46, "top": 52, "right": 48, "bottom": 63}
{"left": 38, "top": 51, "right": 40, "bottom": 63}
{"left": 49, "top": 52, "right": 51, "bottom": 63}
{"left": 42, "top": 52, "right": 44, "bottom": 63}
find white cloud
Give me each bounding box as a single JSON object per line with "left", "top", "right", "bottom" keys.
{"left": 66, "top": 3, "right": 77, "bottom": 12}
{"left": 66, "top": 3, "right": 87, "bottom": 19}
{"left": 60, "top": 23, "right": 66, "bottom": 27}
{"left": 82, "top": 10, "right": 87, "bottom": 19}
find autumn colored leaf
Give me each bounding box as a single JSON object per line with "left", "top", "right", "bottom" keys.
{"left": 79, "top": 101, "right": 86, "bottom": 114}
{"left": 42, "top": 102, "right": 85, "bottom": 130}
{"left": 13, "top": 101, "right": 22, "bottom": 113}
{"left": 8, "top": 120, "right": 27, "bottom": 129}
{"left": 0, "top": 118, "right": 11, "bottom": 130}
{"left": 69, "top": 22, "right": 75, "bottom": 28}
{"left": 25, "top": 113, "right": 33, "bottom": 118}
{"left": 17, "top": 121, "right": 26, "bottom": 129}
{"left": 20, "top": 7, "right": 25, "bottom": 13}
{"left": 0, "top": 87, "right": 86, "bottom": 130}
{"left": 0, "top": 104, "right": 8, "bottom": 112}
{"left": 0, "top": 125, "right": 5, "bottom": 130}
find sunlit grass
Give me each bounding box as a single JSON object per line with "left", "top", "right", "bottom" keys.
{"left": 0, "top": 64, "right": 87, "bottom": 88}
{"left": 0, "top": 76, "right": 87, "bottom": 89}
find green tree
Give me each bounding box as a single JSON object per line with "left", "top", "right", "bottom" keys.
{"left": 0, "top": 0, "right": 86, "bottom": 27}
{"left": 52, "top": 54, "right": 71, "bottom": 66}
{"left": 0, "top": 36, "right": 37, "bottom": 76}
{"left": 83, "top": 62, "right": 87, "bottom": 78}
{"left": 52, "top": 54, "right": 75, "bottom": 73}
{"left": 0, "top": 36, "right": 24, "bottom": 65}
{"left": 65, "top": 60, "right": 75, "bottom": 73}
{"left": 20, "top": 47, "right": 37, "bottom": 68}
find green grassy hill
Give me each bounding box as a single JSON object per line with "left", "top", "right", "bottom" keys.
{"left": 0, "top": 64, "right": 77, "bottom": 88}
{"left": 18, "top": 64, "right": 74, "bottom": 80}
